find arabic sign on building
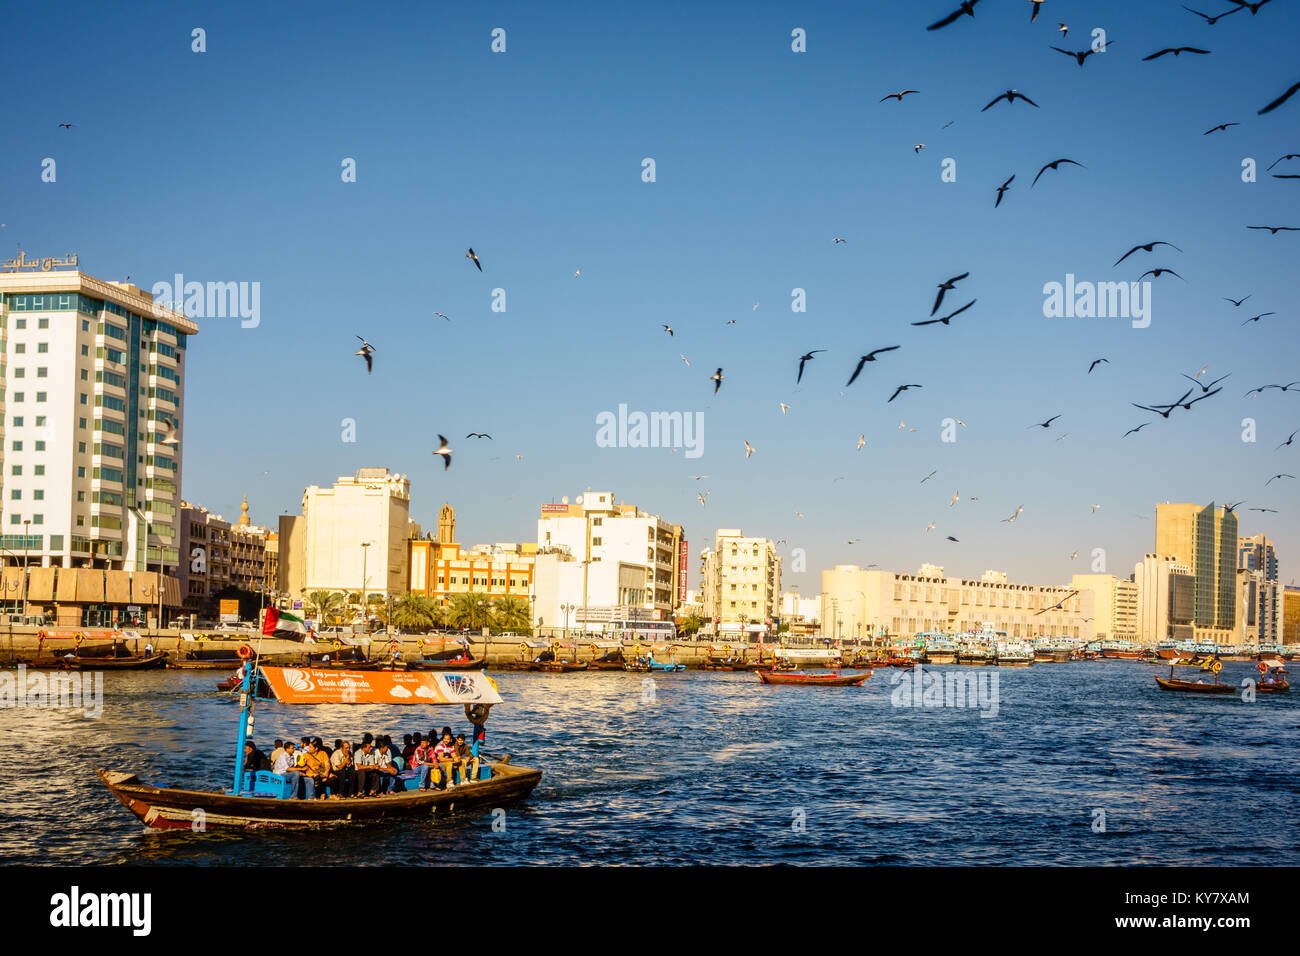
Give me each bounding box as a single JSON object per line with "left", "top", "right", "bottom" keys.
{"left": 1, "top": 251, "right": 79, "bottom": 272}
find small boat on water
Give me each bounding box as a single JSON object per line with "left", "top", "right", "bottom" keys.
{"left": 586, "top": 640, "right": 627, "bottom": 671}
{"left": 624, "top": 644, "right": 685, "bottom": 672}
{"left": 994, "top": 640, "right": 1034, "bottom": 666}
{"left": 403, "top": 637, "right": 488, "bottom": 671}
{"left": 102, "top": 664, "right": 542, "bottom": 830}
{"left": 757, "top": 669, "right": 872, "bottom": 687}
{"left": 534, "top": 640, "right": 586, "bottom": 673}
{"left": 923, "top": 636, "right": 959, "bottom": 666}
{"left": 1098, "top": 640, "right": 1144, "bottom": 660}
{"left": 17, "top": 629, "right": 168, "bottom": 670}
{"left": 1155, "top": 675, "right": 1235, "bottom": 694}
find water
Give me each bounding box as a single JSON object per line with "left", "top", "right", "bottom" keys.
{"left": 2, "top": 662, "right": 1296, "bottom": 865}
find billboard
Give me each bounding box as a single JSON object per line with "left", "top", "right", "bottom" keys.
{"left": 678, "top": 538, "right": 688, "bottom": 604}
{"left": 219, "top": 598, "right": 240, "bottom": 623}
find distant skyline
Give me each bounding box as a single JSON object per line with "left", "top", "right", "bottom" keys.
{"left": 4, "top": 0, "right": 1297, "bottom": 592}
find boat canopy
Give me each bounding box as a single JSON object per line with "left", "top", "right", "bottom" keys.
{"left": 37, "top": 628, "right": 127, "bottom": 642}
{"left": 257, "top": 666, "right": 502, "bottom": 706}
{"left": 421, "top": 636, "right": 469, "bottom": 647}
{"left": 588, "top": 640, "right": 622, "bottom": 649}
{"left": 519, "top": 640, "right": 549, "bottom": 649}
{"left": 774, "top": 647, "right": 841, "bottom": 659}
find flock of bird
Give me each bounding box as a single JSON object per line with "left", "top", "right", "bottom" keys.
{"left": 323, "top": 3, "right": 1297, "bottom": 576}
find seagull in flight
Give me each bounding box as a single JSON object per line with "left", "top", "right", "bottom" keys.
{"left": 1088, "top": 358, "right": 1109, "bottom": 374}
{"left": 157, "top": 418, "right": 179, "bottom": 445}
{"left": 1032, "top": 158, "right": 1084, "bottom": 186}
{"left": 58, "top": 122, "right": 74, "bottom": 129}
{"left": 846, "top": 346, "right": 901, "bottom": 386}
{"left": 946, "top": 536, "right": 960, "bottom": 543}
{"left": 1028, "top": 0, "right": 1045, "bottom": 22}
{"left": 920, "top": 470, "right": 937, "bottom": 484}
{"left": 1143, "top": 47, "right": 1211, "bottom": 60}
{"left": 932, "top": 273, "right": 969, "bottom": 315}
{"left": 1259, "top": 81, "right": 1300, "bottom": 115}
{"left": 1029, "top": 414, "right": 1062, "bottom": 429}
{"left": 680, "top": 354, "right": 690, "bottom": 366}
{"left": 982, "top": 89, "right": 1039, "bottom": 111}
{"left": 779, "top": 402, "right": 790, "bottom": 415}
{"left": 1265, "top": 474, "right": 1295, "bottom": 486}
{"left": 662, "top": 325, "right": 674, "bottom": 336}
{"left": 949, "top": 490, "right": 960, "bottom": 507}
{"left": 1224, "top": 295, "right": 1251, "bottom": 307}
{"left": 1002, "top": 505, "right": 1025, "bottom": 523}
{"left": 925, "top": 521, "right": 936, "bottom": 532}
{"left": 1139, "top": 268, "right": 1184, "bottom": 281}
{"left": 796, "top": 350, "right": 826, "bottom": 384}
{"left": 1114, "top": 241, "right": 1183, "bottom": 265}
{"left": 465, "top": 432, "right": 493, "bottom": 439}
{"left": 1051, "top": 43, "right": 1111, "bottom": 67}
{"left": 927, "top": 1, "right": 981, "bottom": 31}
{"left": 1204, "top": 122, "right": 1240, "bottom": 135}
{"left": 697, "top": 491, "right": 710, "bottom": 508}
{"left": 913, "top": 299, "right": 976, "bottom": 327}
{"left": 1224, "top": 501, "right": 1245, "bottom": 513}
{"left": 995, "top": 175, "right": 1014, "bottom": 207}
{"left": 1091, "top": 504, "right": 1101, "bottom": 513}
{"left": 1278, "top": 431, "right": 1298, "bottom": 449}
{"left": 711, "top": 368, "right": 725, "bottom": 394}
{"left": 466, "top": 248, "right": 482, "bottom": 271}
{"left": 1247, "top": 225, "right": 1300, "bottom": 234}
{"left": 856, "top": 435, "right": 866, "bottom": 450}
{"left": 1241, "top": 312, "right": 1276, "bottom": 326}
{"left": 433, "top": 435, "right": 453, "bottom": 470}
{"left": 355, "top": 336, "right": 375, "bottom": 373}
{"left": 888, "top": 384, "right": 922, "bottom": 403}
{"left": 1183, "top": 5, "right": 1241, "bottom": 23}
{"left": 881, "top": 90, "right": 919, "bottom": 102}
{"left": 1134, "top": 388, "right": 1195, "bottom": 418}
{"left": 433, "top": 312, "right": 451, "bottom": 321}
{"left": 832, "top": 237, "right": 847, "bottom": 243}
{"left": 1248, "top": 507, "right": 1279, "bottom": 513}
{"left": 744, "top": 441, "right": 755, "bottom": 459}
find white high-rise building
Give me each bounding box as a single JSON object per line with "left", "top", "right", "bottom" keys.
{"left": 299, "top": 467, "right": 411, "bottom": 599}
{"left": 0, "top": 268, "right": 197, "bottom": 574}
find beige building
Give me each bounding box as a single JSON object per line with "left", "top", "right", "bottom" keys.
{"left": 533, "top": 491, "right": 684, "bottom": 632}
{"left": 699, "top": 529, "right": 782, "bottom": 634}
{"left": 288, "top": 467, "right": 412, "bottom": 600}
{"left": 175, "top": 495, "right": 269, "bottom": 614}
{"left": 1070, "top": 573, "right": 1139, "bottom": 642}
{"left": 820, "top": 564, "right": 1089, "bottom": 641}
{"left": 409, "top": 503, "right": 537, "bottom": 607}
{"left": 1154, "top": 502, "right": 1238, "bottom": 641}
{"left": 0, "top": 267, "right": 198, "bottom": 576}
{"left": 1134, "top": 553, "right": 1194, "bottom": 645}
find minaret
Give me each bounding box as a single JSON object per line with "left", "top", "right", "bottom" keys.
{"left": 238, "top": 494, "right": 251, "bottom": 526}
{"left": 438, "top": 503, "right": 456, "bottom": 543}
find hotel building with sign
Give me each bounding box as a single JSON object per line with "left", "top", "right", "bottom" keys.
{"left": 407, "top": 503, "right": 537, "bottom": 606}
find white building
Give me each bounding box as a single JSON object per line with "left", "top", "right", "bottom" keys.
{"left": 699, "top": 528, "right": 782, "bottom": 633}
{"left": 780, "top": 590, "right": 820, "bottom": 624}
{"left": 1070, "top": 573, "right": 1139, "bottom": 642}
{"left": 0, "top": 268, "right": 198, "bottom": 574}
{"left": 1134, "top": 554, "right": 1193, "bottom": 645}
{"left": 299, "top": 467, "right": 411, "bottom": 599}
{"left": 532, "top": 491, "right": 683, "bottom": 635}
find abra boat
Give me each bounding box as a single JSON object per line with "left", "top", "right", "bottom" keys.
{"left": 586, "top": 640, "right": 627, "bottom": 670}
{"left": 624, "top": 644, "right": 685, "bottom": 672}
{"left": 757, "top": 669, "right": 872, "bottom": 686}
{"left": 923, "top": 636, "right": 959, "bottom": 666}
{"left": 1155, "top": 660, "right": 1234, "bottom": 694}
{"left": 100, "top": 664, "right": 541, "bottom": 830}
{"left": 404, "top": 637, "right": 488, "bottom": 671}
{"left": 19, "top": 629, "right": 168, "bottom": 670}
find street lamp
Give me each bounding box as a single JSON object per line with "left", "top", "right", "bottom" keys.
{"left": 561, "top": 603, "right": 575, "bottom": 642}
{"left": 360, "top": 541, "right": 370, "bottom": 634}
{"left": 22, "top": 519, "right": 31, "bottom": 621}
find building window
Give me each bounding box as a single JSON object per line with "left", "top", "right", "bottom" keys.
{"left": 10, "top": 491, "right": 19, "bottom": 500}
{"left": 10, "top": 466, "right": 19, "bottom": 476}
{"left": 77, "top": 467, "right": 85, "bottom": 478}
{"left": 33, "top": 490, "right": 43, "bottom": 501}
{"left": 9, "top": 515, "right": 18, "bottom": 525}
{"left": 80, "top": 393, "right": 87, "bottom": 405}
{"left": 13, "top": 368, "right": 23, "bottom": 378}
{"left": 80, "top": 369, "right": 88, "bottom": 380}
{"left": 36, "top": 393, "right": 45, "bottom": 402}
{"left": 15, "top": 319, "right": 26, "bottom": 329}
{"left": 79, "top": 418, "right": 86, "bottom": 429}
{"left": 37, "top": 343, "right": 48, "bottom": 354}
{"left": 36, "top": 367, "right": 47, "bottom": 377}
{"left": 13, "top": 344, "right": 24, "bottom": 354}
{"left": 34, "top": 416, "right": 44, "bottom": 427}
{"left": 10, "top": 441, "right": 20, "bottom": 451}
{"left": 81, "top": 345, "right": 89, "bottom": 356}
{"left": 82, "top": 320, "right": 89, "bottom": 332}
{"left": 38, "top": 318, "right": 48, "bottom": 329}
{"left": 12, "top": 393, "right": 21, "bottom": 403}
{"left": 10, "top": 417, "right": 21, "bottom": 427}
{"left": 34, "top": 441, "right": 44, "bottom": 451}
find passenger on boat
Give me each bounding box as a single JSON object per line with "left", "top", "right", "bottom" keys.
{"left": 409, "top": 736, "right": 436, "bottom": 790}
{"left": 269, "top": 739, "right": 285, "bottom": 766}
{"left": 328, "top": 740, "right": 356, "bottom": 798}
{"left": 434, "top": 727, "right": 457, "bottom": 789}
{"left": 355, "top": 740, "right": 380, "bottom": 796}
{"left": 401, "top": 733, "right": 416, "bottom": 762}
{"left": 274, "top": 741, "right": 309, "bottom": 797}
{"left": 373, "top": 740, "right": 399, "bottom": 794}
{"left": 455, "top": 733, "right": 479, "bottom": 783}
{"left": 243, "top": 740, "right": 272, "bottom": 774}
{"left": 296, "top": 739, "right": 330, "bottom": 799}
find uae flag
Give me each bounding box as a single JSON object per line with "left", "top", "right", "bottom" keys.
{"left": 263, "top": 607, "right": 311, "bottom": 642}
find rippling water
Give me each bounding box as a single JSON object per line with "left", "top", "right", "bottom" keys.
{"left": 2, "top": 661, "right": 1296, "bottom": 865}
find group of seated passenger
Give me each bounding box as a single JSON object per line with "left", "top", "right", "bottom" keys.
{"left": 239, "top": 727, "right": 482, "bottom": 799}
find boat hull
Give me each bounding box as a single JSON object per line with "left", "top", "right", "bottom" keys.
{"left": 757, "top": 670, "right": 872, "bottom": 686}
{"left": 1154, "top": 676, "right": 1235, "bottom": 694}
{"left": 405, "top": 656, "right": 489, "bottom": 671}
{"left": 96, "top": 762, "right": 543, "bottom": 831}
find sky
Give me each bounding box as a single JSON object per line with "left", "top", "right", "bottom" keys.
{"left": 3, "top": 0, "right": 1298, "bottom": 594}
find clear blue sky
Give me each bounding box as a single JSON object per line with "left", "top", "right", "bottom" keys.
{"left": 5, "top": 0, "right": 1298, "bottom": 592}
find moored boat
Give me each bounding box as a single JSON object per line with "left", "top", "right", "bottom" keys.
{"left": 923, "top": 636, "right": 959, "bottom": 666}
{"left": 993, "top": 640, "right": 1034, "bottom": 666}
{"left": 757, "top": 669, "right": 871, "bottom": 686}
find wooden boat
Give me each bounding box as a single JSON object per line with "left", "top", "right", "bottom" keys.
{"left": 537, "top": 660, "right": 588, "bottom": 673}
{"left": 586, "top": 641, "right": 627, "bottom": 670}
{"left": 1155, "top": 676, "right": 1235, "bottom": 694}
{"left": 406, "top": 654, "right": 487, "bottom": 671}
{"left": 97, "top": 760, "right": 542, "bottom": 830}
{"left": 101, "top": 665, "right": 541, "bottom": 831}
{"left": 1255, "top": 680, "right": 1291, "bottom": 693}
{"left": 758, "top": 669, "right": 872, "bottom": 686}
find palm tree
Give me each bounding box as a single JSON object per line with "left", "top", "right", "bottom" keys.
{"left": 491, "top": 595, "right": 531, "bottom": 634}
{"left": 448, "top": 592, "right": 492, "bottom": 631}
{"left": 391, "top": 594, "right": 437, "bottom": 632}
{"left": 677, "top": 614, "right": 704, "bottom": 639}
{"left": 305, "top": 590, "right": 344, "bottom": 626}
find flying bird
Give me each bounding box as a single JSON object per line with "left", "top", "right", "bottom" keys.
{"left": 888, "top": 384, "right": 922, "bottom": 403}
{"left": 1002, "top": 505, "right": 1024, "bottom": 523}
{"left": 914, "top": 299, "right": 975, "bottom": 327}
{"left": 796, "top": 350, "right": 826, "bottom": 384}
{"left": 1181, "top": 372, "right": 1230, "bottom": 393}
{"left": 1088, "top": 358, "right": 1109, "bottom": 374}
{"left": 1091, "top": 504, "right": 1101, "bottom": 513}
{"left": 832, "top": 237, "right": 847, "bottom": 243}
{"left": 1114, "top": 241, "right": 1182, "bottom": 266}
{"left": 433, "top": 312, "right": 451, "bottom": 321}
{"left": 927, "top": 0, "right": 981, "bottom": 31}
{"left": 920, "top": 470, "right": 937, "bottom": 484}
{"left": 1181, "top": 388, "right": 1222, "bottom": 409}
{"left": 1278, "top": 431, "right": 1297, "bottom": 449}
{"left": 744, "top": 441, "right": 755, "bottom": 459}
{"left": 932, "top": 273, "right": 969, "bottom": 315}
{"left": 1143, "top": 47, "right": 1210, "bottom": 60}
{"left": 1248, "top": 507, "right": 1279, "bottom": 513}
{"left": 1051, "top": 42, "right": 1110, "bottom": 66}
{"left": 1029, "top": 0, "right": 1045, "bottom": 22}
{"left": 1247, "top": 225, "right": 1300, "bottom": 234}
{"left": 1259, "top": 80, "right": 1300, "bottom": 115}
{"left": 881, "top": 90, "right": 919, "bottom": 102}
{"left": 354, "top": 336, "right": 375, "bottom": 373}
{"left": 914, "top": 144, "right": 926, "bottom": 153}
{"left": 1231, "top": 0, "right": 1274, "bottom": 14}
{"left": 982, "top": 89, "right": 1039, "bottom": 111}
{"left": 846, "top": 346, "right": 900, "bottom": 386}
{"left": 994, "top": 175, "right": 1015, "bottom": 207}
{"left": 465, "top": 432, "right": 493, "bottom": 439}
{"left": 949, "top": 490, "right": 960, "bottom": 507}
{"left": 1266, "top": 474, "right": 1295, "bottom": 486}
{"left": 662, "top": 325, "right": 674, "bottom": 336}
{"left": 1138, "top": 268, "right": 1184, "bottom": 281}
{"left": 1267, "top": 155, "right": 1300, "bottom": 171}
{"left": 466, "top": 248, "right": 482, "bottom": 271}
{"left": 157, "top": 418, "right": 178, "bottom": 445}
{"left": 1241, "top": 312, "right": 1276, "bottom": 325}
{"left": 1224, "top": 501, "right": 1245, "bottom": 513}
{"left": 1029, "top": 415, "right": 1062, "bottom": 429}
{"left": 1058, "top": 22, "right": 1069, "bottom": 35}
{"left": 1203, "top": 122, "right": 1240, "bottom": 135}
{"left": 680, "top": 354, "right": 690, "bottom": 366}
{"left": 58, "top": 122, "right": 73, "bottom": 129}
{"left": 1224, "top": 295, "right": 1251, "bottom": 307}
{"left": 925, "top": 521, "right": 936, "bottom": 532}
{"left": 1134, "top": 388, "right": 1194, "bottom": 418}
{"left": 946, "top": 536, "right": 960, "bottom": 543}
{"left": 433, "top": 435, "right": 453, "bottom": 470}
{"left": 1182, "top": 5, "right": 1242, "bottom": 23}
{"left": 697, "top": 491, "right": 710, "bottom": 508}
{"left": 779, "top": 402, "right": 790, "bottom": 415}
{"left": 1069, "top": 550, "right": 1079, "bottom": 560}
{"left": 1032, "top": 158, "right": 1084, "bottom": 186}
{"left": 711, "top": 368, "right": 725, "bottom": 394}
{"left": 856, "top": 435, "right": 867, "bottom": 450}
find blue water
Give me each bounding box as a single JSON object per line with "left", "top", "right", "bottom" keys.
{"left": 1, "top": 662, "right": 1296, "bottom": 865}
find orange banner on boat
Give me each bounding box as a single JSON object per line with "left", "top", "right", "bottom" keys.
{"left": 258, "top": 667, "right": 502, "bottom": 706}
